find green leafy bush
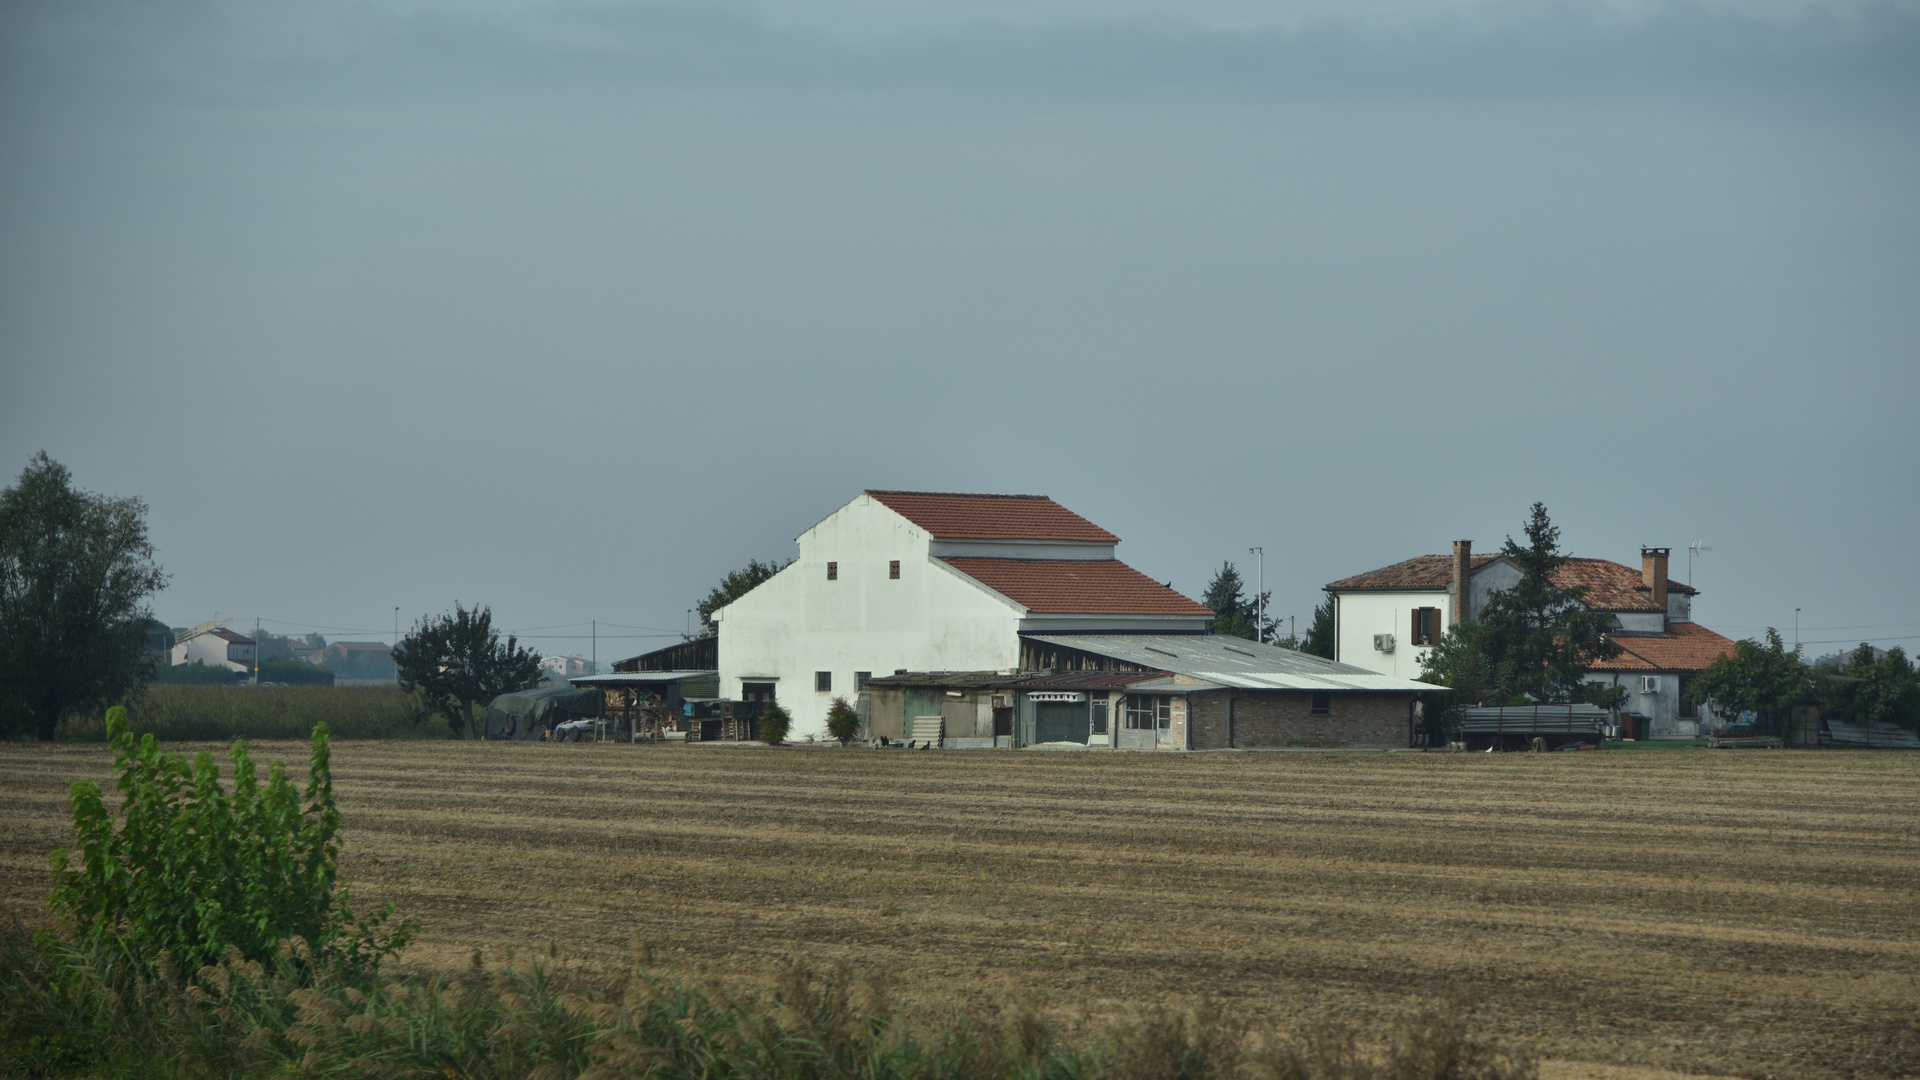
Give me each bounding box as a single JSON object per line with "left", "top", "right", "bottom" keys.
{"left": 760, "top": 700, "right": 793, "bottom": 746}
{"left": 48, "top": 706, "right": 414, "bottom": 980}
{"left": 825, "top": 695, "right": 861, "bottom": 745}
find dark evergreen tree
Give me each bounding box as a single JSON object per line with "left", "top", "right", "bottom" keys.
{"left": 1298, "top": 595, "right": 1336, "bottom": 659}
{"left": 1420, "top": 503, "right": 1618, "bottom": 704}
{"left": 1201, "top": 560, "right": 1275, "bottom": 642}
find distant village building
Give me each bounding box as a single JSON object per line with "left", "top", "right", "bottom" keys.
{"left": 310, "top": 640, "right": 396, "bottom": 680}
{"left": 540, "top": 654, "right": 597, "bottom": 678}
{"left": 171, "top": 624, "right": 255, "bottom": 673}
{"left": 1325, "top": 543, "right": 1736, "bottom": 738}
{"left": 714, "top": 490, "right": 1431, "bottom": 745}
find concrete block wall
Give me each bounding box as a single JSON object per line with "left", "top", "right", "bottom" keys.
{"left": 1187, "top": 691, "right": 1412, "bottom": 749}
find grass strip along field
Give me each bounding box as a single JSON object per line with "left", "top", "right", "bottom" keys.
{"left": 2, "top": 743, "right": 1915, "bottom": 1078}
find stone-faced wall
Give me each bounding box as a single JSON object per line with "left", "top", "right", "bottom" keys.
{"left": 1187, "top": 691, "right": 1414, "bottom": 749}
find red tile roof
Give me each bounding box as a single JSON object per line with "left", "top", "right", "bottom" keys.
{"left": 1326, "top": 553, "right": 1695, "bottom": 611}
{"left": 867, "top": 490, "right": 1119, "bottom": 543}
{"left": 1325, "top": 554, "right": 1501, "bottom": 591}
{"left": 940, "top": 558, "right": 1212, "bottom": 616}
{"left": 1590, "top": 622, "right": 1738, "bottom": 674}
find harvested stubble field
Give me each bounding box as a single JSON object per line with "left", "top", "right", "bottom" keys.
{"left": 3, "top": 741, "right": 1917, "bottom": 1079}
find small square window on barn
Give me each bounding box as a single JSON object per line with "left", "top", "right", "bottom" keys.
{"left": 889, "top": 560, "right": 900, "bottom": 579}
{"left": 855, "top": 671, "right": 871, "bottom": 690}
{"left": 1310, "top": 692, "right": 1332, "bottom": 716}
{"left": 816, "top": 671, "right": 832, "bottom": 692}
{"left": 826, "top": 562, "right": 837, "bottom": 580}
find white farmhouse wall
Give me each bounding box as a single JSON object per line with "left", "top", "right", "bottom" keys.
{"left": 171, "top": 633, "right": 251, "bottom": 672}
{"left": 1583, "top": 672, "right": 1722, "bottom": 738}
{"left": 1333, "top": 591, "right": 1451, "bottom": 679}
{"left": 715, "top": 495, "right": 1024, "bottom": 740}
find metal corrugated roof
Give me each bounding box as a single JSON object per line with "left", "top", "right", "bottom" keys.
{"left": 1026, "top": 634, "right": 1433, "bottom": 693}
{"left": 570, "top": 671, "right": 715, "bottom": 686}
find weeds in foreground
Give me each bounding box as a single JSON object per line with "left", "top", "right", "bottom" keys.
{"left": 0, "top": 922, "right": 1533, "bottom": 1080}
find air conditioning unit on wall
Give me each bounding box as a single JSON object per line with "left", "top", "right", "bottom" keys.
{"left": 1641, "top": 676, "right": 1660, "bottom": 694}
{"left": 1373, "top": 633, "right": 1395, "bottom": 653}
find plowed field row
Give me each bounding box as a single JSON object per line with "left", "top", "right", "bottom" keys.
{"left": 2, "top": 742, "right": 1915, "bottom": 1078}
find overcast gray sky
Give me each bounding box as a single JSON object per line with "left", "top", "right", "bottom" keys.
{"left": 2, "top": 0, "right": 1916, "bottom": 662}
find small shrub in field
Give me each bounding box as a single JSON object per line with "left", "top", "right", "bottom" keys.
{"left": 825, "top": 695, "right": 861, "bottom": 745}
{"left": 48, "top": 706, "right": 415, "bottom": 980}
{"left": 761, "top": 701, "right": 793, "bottom": 746}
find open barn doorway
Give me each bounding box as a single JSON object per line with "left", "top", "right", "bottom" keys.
{"left": 1031, "top": 692, "right": 1089, "bottom": 744}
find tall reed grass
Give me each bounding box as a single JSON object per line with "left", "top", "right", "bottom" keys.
{"left": 55, "top": 686, "right": 436, "bottom": 742}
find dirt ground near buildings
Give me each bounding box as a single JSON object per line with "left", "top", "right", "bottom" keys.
{"left": 2, "top": 741, "right": 1913, "bottom": 1078}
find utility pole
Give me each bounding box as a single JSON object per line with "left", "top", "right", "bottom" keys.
{"left": 253, "top": 617, "right": 260, "bottom": 685}
{"left": 1794, "top": 608, "right": 1801, "bottom": 652}
{"left": 592, "top": 619, "right": 597, "bottom": 674}
{"left": 1248, "top": 547, "right": 1264, "bottom": 643}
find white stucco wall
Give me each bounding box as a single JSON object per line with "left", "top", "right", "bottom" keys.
{"left": 1332, "top": 590, "right": 1451, "bottom": 678}
{"left": 1584, "top": 672, "right": 1722, "bottom": 738}
{"left": 715, "top": 495, "right": 1027, "bottom": 740}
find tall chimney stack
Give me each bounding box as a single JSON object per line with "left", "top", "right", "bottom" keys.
{"left": 1641, "top": 547, "right": 1670, "bottom": 620}
{"left": 1451, "top": 540, "right": 1473, "bottom": 626}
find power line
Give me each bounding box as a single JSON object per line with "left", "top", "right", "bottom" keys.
{"left": 1795, "top": 634, "right": 1920, "bottom": 647}
{"left": 1718, "top": 621, "right": 1920, "bottom": 633}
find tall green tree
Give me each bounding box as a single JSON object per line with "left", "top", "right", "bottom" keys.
{"left": 696, "top": 558, "right": 792, "bottom": 635}
{"left": 1201, "top": 560, "right": 1275, "bottom": 642}
{"left": 0, "top": 452, "right": 169, "bottom": 740}
{"left": 1420, "top": 502, "right": 1617, "bottom": 704}
{"left": 1298, "top": 594, "right": 1336, "bottom": 659}
{"left": 392, "top": 604, "right": 541, "bottom": 739}
{"left": 1684, "top": 629, "right": 1811, "bottom": 736}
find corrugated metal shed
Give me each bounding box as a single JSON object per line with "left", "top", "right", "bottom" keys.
{"left": 1025, "top": 634, "right": 1433, "bottom": 693}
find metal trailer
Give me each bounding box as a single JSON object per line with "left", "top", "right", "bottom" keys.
{"left": 1454, "top": 704, "right": 1611, "bottom": 751}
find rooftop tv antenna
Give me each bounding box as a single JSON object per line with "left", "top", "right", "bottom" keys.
{"left": 1687, "top": 541, "right": 1711, "bottom": 589}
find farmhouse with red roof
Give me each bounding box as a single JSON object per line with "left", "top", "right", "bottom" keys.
{"left": 713, "top": 490, "right": 1430, "bottom": 745}
{"left": 1325, "top": 540, "right": 1736, "bottom": 738}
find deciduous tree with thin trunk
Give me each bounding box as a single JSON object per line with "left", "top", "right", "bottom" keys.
{"left": 391, "top": 604, "right": 541, "bottom": 739}
{"left": 0, "top": 452, "right": 169, "bottom": 741}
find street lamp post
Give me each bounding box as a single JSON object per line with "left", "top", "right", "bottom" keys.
{"left": 1248, "top": 547, "right": 1265, "bottom": 644}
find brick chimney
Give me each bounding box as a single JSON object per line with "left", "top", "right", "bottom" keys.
{"left": 1641, "top": 547, "right": 1670, "bottom": 620}
{"left": 1451, "top": 540, "right": 1472, "bottom": 626}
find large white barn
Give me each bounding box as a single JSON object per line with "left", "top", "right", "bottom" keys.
{"left": 713, "top": 490, "right": 1212, "bottom": 740}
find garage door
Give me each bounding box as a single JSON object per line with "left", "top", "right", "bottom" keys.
{"left": 1034, "top": 702, "right": 1089, "bottom": 744}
